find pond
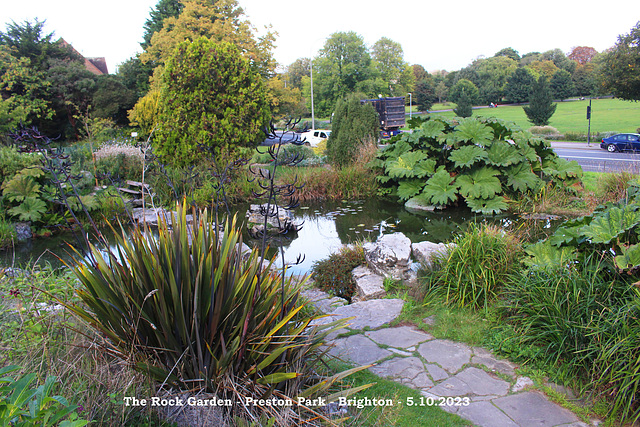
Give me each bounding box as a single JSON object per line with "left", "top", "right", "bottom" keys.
{"left": 0, "top": 199, "right": 563, "bottom": 275}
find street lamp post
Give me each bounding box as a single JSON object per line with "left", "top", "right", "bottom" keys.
{"left": 310, "top": 59, "right": 315, "bottom": 132}
{"left": 407, "top": 93, "right": 412, "bottom": 120}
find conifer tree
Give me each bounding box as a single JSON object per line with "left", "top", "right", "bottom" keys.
{"left": 523, "top": 75, "right": 557, "bottom": 126}
{"left": 454, "top": 89, "right": 473, "bottom": 117}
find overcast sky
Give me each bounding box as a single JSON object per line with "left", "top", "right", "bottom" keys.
{"left": 2, "top": 0, "right": 639, "bottom": 74}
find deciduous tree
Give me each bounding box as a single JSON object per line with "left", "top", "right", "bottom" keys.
{"left": 313, "top": 31, "right": 373, "bottom": 116}
{"left": 141, "top": 0, "right": 276, "bottom": 77}
{"left": 600, "top": 21, "right": 640, "bottom": 101}
{"left": 568, "top": 46, "right": 598, "bottom": 65}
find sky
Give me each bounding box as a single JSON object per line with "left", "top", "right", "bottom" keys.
{"left": 1, "top": 0, "right": 639, "bottom": 74}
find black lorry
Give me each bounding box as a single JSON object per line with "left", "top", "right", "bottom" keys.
{"left": 360, "top": 96, "right": 406, "bottom": 138}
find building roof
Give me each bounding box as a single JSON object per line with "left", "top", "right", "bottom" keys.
{"left": 58, "top": 38, "right": 109, "bottom": 75}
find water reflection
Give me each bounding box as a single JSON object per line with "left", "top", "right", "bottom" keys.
{"left": 1, "top": 199, "right": 564, "bottom": 274}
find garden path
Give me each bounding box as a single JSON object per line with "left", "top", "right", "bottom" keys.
{"left": 305, "top": 290, "right": 599, "bottom": 427}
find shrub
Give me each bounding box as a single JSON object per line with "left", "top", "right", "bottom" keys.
{"left": 372, "top": 116, "right": 582, "bottom": 214}
{"left": 0, "top": 145, "right": 41, "bottom": 185}
{"left": 311, "top": 245, "right": 365, "bottom": 301}
{"left": 528, "top": 126, "right": 559, "bottom": 135}
{"left": 422, "top": 223, "right": 522, "bottom": 310}
{"left": 66, "top": 202, "right": 352, "bottom": 423}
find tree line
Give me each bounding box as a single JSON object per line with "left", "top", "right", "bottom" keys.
{"left": 1, "top": 0, "right": 639, "bottom": 155}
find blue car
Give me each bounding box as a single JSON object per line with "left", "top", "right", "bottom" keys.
{"left": 600, "top": 133, "right": 640, "bottom": 152}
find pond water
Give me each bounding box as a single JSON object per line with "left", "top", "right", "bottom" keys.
{"left": 0, "top": 199, "right": 563, "bottom": 275}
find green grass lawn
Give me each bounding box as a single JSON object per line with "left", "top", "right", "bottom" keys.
{"left": 411, "top": 98, "right": 639, "bottom": 135}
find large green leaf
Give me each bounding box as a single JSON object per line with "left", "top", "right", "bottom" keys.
{"left": 448, "top": 145, "right": 488, "bottom": 169}
{"left": 465, "top": 195, "right": 508, "bottom": 214}
{"left": 524, "top": 241, "right": 577, "bottom": 268}
{"left": 504, "top": 163, "right": 542, "bottom": 193}
{"left": 580, "top": 205, "right": 640, "bottom": 244}
{"left": 422, "top": 167, "right": 459, "bottom": 206}
{"left": 397, "top": 179, "right": 424, "bottom": 200}
{"left": 543, "top": 157, "right": 583, "bottom": 180}
{"left": 385, "top": 151, "right": 434, "bottom": 179}
{"left": 8, "top": 197, "right": 46, "bottom": 222}
{"left": 418, "top": 119, "right": 446, "bottom": 138}
{"left": 615, "top": 243, "right": 640, "bottom": 271}
{"left": 486, "top": 141, "right": 524, "bottom": 167}
{"left": 454, "top": 118, "right": 494, "bottom": 147}
{"left": 2, "top": 175, "right": 40, "bottom": 202}
{"left": 456, "top": 167, "right": 502, "bottom": 199}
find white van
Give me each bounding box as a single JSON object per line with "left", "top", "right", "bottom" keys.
{"left": 299, "top": 129, "right": 331, "bottom": 147}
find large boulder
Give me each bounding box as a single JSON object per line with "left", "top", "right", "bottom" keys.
{"left": 246, "top": 203, "right": 301, "bottom": 236}
{"left": 411, "top": 241, "right": 455, "bottom": 268}
{"left": 351, "top": 265, "right": 386, "bottom": 302}
{"left": 363, "top": 232, "right": 412, "bottom": 281}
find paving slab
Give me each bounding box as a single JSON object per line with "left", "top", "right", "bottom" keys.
{"left": 365, "top": 326, "right": 433, "bottom": 348}
{"left": 456, "top": 401, "right": 519, "bottom": 427}
{"left": 369, "top": 357, "right": 433, "bottom": 390}
{"left": 318, "top": 298, "right": 404, "bottom": 330}
{"left": 417, "top": 339, "right": 472, "bottom": 373}
{"left": 425, "top": 363, "right": 449, "bottom": 382}
{"left": 471, "top": 347, "right": 517, "bottom": 376}
{"left": 492, "top": 392, "right": 582, "bottom": 427}
{"left": 302, "top": 288, "right": 347, "bottom": 314}
{"left": 328, "top": 334, "right": 392, "bottom": 365}
{"left": 454, "top": 367, "right": 510, "bottom": 396}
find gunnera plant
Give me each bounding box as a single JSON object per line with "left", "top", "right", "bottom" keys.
{"left": 311, "top": 245, "right": 366, "bottom": 302}
{"left": 422, "top": 223, "right": 523, "bottom": 310}
{"left": 65, "top": 201, "right": 358, "bottom": 425}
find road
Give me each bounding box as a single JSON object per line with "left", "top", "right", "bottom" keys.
{"left": 551, "top": 142, "right": 640, "bottom": 173}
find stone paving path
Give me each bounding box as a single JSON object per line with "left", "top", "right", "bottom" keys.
{"left": 305, "top": 290, "right": 597, "bottom": 427}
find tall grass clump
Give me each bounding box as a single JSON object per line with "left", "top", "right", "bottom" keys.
{"left": 499, "top": 258, "right": 640, "bottom": 422}
{"left": 65, "top": 201, "right": 355, "bottom": 425}
{"left": 421, "top": 223, "right": 522, "bottom": 310}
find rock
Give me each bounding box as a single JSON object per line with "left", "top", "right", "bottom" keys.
{"left": 411, "top": 241, "right": 455, "bottom": 268}
{"left": 512, "top": 376, "right": 534, "bottom": 393}
{"left": 131, "top": 208, "right": 194, "bottom": 227}
{"left": 363, "top": 232, "right": 412, "bottom": 281}
{"left": 351, "top": 266, "right": 385, "bottom": 301}
{"left": 405, "top": 197, "right": 437, "bottom": 213}
{"left": 312, "top": 298, "right": 405, "bottom": 330}
{"left": 301, "top": 288, "right": 348, "bottom": 314}
{"left": 14, "top": 222, "right": 32, "bottom": 241}
{"left": 246, "top": 204, "right": 301, "bottom": 236}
